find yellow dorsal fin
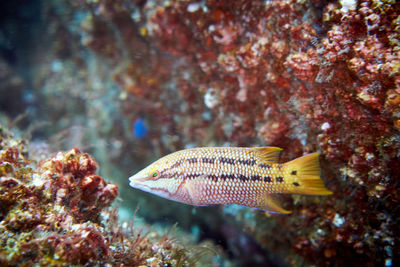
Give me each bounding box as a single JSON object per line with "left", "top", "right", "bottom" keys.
{"left": 258, "top": 194, "right": 291, "bottom": 214}
{"left": 251, "top": 147, "right": 283, "bottom": 164}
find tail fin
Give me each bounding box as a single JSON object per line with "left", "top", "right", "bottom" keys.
{"left": 283, "top": 153, "right": 332, "bottom": 195}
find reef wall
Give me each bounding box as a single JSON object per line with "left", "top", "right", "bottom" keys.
{"left": 75, "top": 0, "right": 399, "bottom": 265}
{"left": 0, "top": 0, "right": 399, "bottom": 266}
{"left": 72, "top": 0, "right": 399, "bottom": 265}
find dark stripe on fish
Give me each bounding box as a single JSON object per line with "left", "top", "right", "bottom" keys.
{"left": 264, "top": 176, "right": 272, "bottom": 183}
{"left": 238, "top": 159, "right": 256, "bottom": 166}
{"left": 187, "top": 158, "right": 198, "bottom": 164}
{"left": 202, "top": 157, "right": 215, "bottom": 164}
{"left": 207, "top": 174, "right": 219, "bottom": 181}
{"left": 258, "top": 163, "right": 271, "bottom": 169}
{"left": 221, "top": 173, "right": 236, "bottom": 180}
{"left": 237, "top": 174, "right": 248, "bottom": 181}
{"left": 170, "top": 160, "right": 182, "bottom": 169}
{"left": 219, "top": 157, "right": 235, "bottom": 165}
{"left": 251, "top": 175, "right": 262, "bottom": 181}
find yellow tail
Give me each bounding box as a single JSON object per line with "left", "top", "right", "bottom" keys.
{"left": 283, "top": 153, "right": 332, "bottom": 195}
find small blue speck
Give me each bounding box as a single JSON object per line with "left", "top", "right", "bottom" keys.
{"left": 132, "top": 118, "right": 148, "bottom": 139}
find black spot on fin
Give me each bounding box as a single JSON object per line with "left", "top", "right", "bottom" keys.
{"left": 283, "top": 153, "right": 333, "bottom": 195}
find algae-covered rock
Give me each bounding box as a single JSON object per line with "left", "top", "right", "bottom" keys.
{"left": 0, "top": 125, "right": 221, "bottom": 266}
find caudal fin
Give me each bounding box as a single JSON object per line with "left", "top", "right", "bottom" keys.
{"left": 283, "top": 153, "right": 332, "bottom": 195}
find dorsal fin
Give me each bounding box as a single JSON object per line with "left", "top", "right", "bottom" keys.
{"left": 251, "top": 147, "right": 282, "bottom": 164}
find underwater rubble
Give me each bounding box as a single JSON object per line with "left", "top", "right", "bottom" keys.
{"left": 0, "top": 125, "right": 223, "bottom": 266}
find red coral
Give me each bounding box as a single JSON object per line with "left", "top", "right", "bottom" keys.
{"left": 285, "top": 50, "right": 319, "bottom": 82}
{"left": 40, "top": 147, "right": 98, "bottom": 178}
{"left": 141, "top": 0, "right": 399, "bottom": 265}
{"left": 1, "top": 130, "right": 197, "bottom": 266}
{"left": 0, "top": 133, "right": 119, "bottom": 265}
{"left": 44, "top": 228, "right": 109, "bottom": 265}
{"left": 72, "top": 0, "right": 400, "bottom": 265}
{"left": 37, "top": 148, "right": 118, "bottom": 222}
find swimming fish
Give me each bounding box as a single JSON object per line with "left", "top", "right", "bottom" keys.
{"left": 128, "top": 147, "right": 332, "bottom": 214}
{"left": 132, "top": 118, "right": 149, "bottom": 139}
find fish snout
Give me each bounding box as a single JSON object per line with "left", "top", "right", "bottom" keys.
{"left": 129, "top": 172, "right": 149, "bottom": 187}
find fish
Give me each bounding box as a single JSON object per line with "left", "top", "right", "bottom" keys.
{"left": 128, "top": 147, "right": 332, "bottom": 214}
{"left": 132, "top": 118, "right": 149, "bottom": 139}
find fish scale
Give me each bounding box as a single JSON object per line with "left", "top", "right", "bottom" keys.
{"left": 129, "top": 146, "right": 332, "bottom": 214}
{"left": 184, "top": 149, "right": 277, "bottom": 208}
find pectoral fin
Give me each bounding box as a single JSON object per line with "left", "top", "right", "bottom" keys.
{"left": 184, "top": 176, "right": 207, "bottom": 206}
{"left": 258, "top": 194, "right": 291, "bottom": 214}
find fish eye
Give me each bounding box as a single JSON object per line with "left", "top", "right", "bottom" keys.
{"left": 151, "top": 170, "right": 160, "bottom": 179}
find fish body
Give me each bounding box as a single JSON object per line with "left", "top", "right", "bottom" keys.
{"left": 129, "top": 147, "right": 332, "bottom": 214}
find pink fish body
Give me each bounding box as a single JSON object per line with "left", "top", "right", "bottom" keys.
{"left": 129, "top": 147, "right": 332, "bottom": 214}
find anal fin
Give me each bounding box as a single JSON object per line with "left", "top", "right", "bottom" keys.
{"left": 258, "top": 194, "right": 291, "bottom": 214}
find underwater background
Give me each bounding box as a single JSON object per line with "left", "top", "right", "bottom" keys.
{"left": 0, "top": 0, "right": 399, "bottom": 266}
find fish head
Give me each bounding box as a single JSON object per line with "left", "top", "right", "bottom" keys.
{"left": 128, "top": 154, "right": 183, "bottom": 200}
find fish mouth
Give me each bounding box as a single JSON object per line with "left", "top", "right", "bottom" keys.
{"left": 128, "top": 173, "right": 149, "bottom": 187}
{"left": 128, "top": 176, "right": 155, "bottom": 195}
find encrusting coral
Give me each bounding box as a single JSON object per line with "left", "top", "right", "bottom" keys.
{"left": 0, "top": 125, "right": 219, "bottom": 266}
{"left": 69, "top": 0, "right": 399, "bottom": 265}
{"left": 1, "top": 0, "right": 399, "bottom": 265}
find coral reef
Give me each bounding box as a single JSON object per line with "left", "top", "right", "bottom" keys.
{"left": 1, "top": 0, "right": 399, "bottom": 266}
{"left": 71, "top": 0, "right": 400, "bottom": 265}
{"left": 0, "top": 125, "right": 221, "bottom": 266}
